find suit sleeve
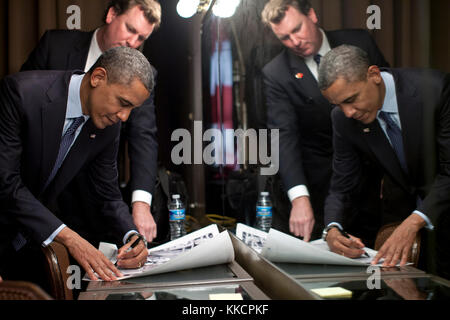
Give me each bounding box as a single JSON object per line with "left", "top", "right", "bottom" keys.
{"left": 0, "top": 77, "right": 64, "bottom": 244}
{"left": 324, "top": 110, "right": 364, "bottom": 226}
{"left": 87, "top": 128, "right": 137, "bottom": 243}
{"left": 263, "top": 70, "right": 308, "bottom": 190}
{"left": 20, "top": 31, "right": 51, "bottom": 71}
{"left": 418, "top": 74, "right": 450, "bottom": 225}
{"left": 124, "top": 70, "right": 158, "bottom": 196}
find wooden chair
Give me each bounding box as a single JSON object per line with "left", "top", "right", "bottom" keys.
{"left": 0, "top": 281, "right": 53, "bottom": 300}
{"left": 374, "top": 222, "right": 421, "bottom": 267}
{"left": 41, "top": 242, "right": 73, "bottom": 300}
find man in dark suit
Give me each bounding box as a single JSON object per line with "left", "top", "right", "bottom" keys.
{"left": 20, "top": 0, "right": 161, "bottom": 242}
{"left": 261, "top": 0, "right": 387, "bottom": 242}
{"left": 319, "top": 45, "right": 450, "bottom": 279}
{"left": 0, "top": 47, "right": 153, "bottom": 282}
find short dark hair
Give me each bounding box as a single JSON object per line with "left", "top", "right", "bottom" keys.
{"left": 103, "top": 0, "right": 161, "bottom": 29}
{"left": 261, "top": 0, "right": 312, "bottom": 26}
{"left": 89, "top": 46, "right": 155, "bottom": 93}
{"left": 318, "top": 45, "right": 370, "bottom": 91}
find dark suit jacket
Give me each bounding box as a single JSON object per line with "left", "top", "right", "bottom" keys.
{"left": 0, "top": 70, "right": 136, "bottom": 255}
{"left": 262, "top": 29, "right": 388, "bottom": 235}
{"left": 21, "top": 30, "right": 158, "bottom": 196}
{"left": 324, "top": 68, "right": 450, "bottom": 228}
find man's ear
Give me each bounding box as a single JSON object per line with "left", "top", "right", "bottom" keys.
{"left": 90, "top": 67, "right": 107, "bottom": 88}
{"left": 307, "top": 8, "right": 318, "bottom": 24}
{"left": 105, "top": 6, "right": 118, "bottom": 24}
{"left": 367, "top": 65, "right": 382, "bottom": 84}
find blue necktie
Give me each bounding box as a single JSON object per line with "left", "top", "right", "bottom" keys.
{"left": 379, "top": 111, "right": 408, "bottom": 173}
{"left": 313, "top": 54, "right": 322, "bottom": 66}
{"left": 44, "top": 116, "right": 85, "bottom": 189}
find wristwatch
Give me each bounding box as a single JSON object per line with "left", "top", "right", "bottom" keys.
{"left": 321, "top": 225, "right": 341, "bottom": 241}
{"left": 126, "top": 232, "right": 148, "bottom": 248}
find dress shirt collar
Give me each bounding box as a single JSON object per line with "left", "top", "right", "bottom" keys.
{"left": 67, "top": 74, "right": 89, "bottom": 121}
{"left": 84, "top": 28, "right": 103, "bottom": 72}
{"left": 317, "top": 29, "right": 331, "bottom": 58}
{"left": 304, "top": 29, "right": 330, "bottom": 63}
{"left": 303, "top": 29, "right": 330, "bottom": 80}
{"left": 379, "top": 71, "right": 398, "bottom": 114}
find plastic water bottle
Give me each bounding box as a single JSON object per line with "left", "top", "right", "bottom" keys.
{"left": 256, "top": 192, "right": 272, "bottom": 232}
{"left": 168, "top": 194, "right": 187, "bottom": 240}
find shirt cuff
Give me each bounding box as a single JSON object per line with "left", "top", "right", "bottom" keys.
{"left": 412, "top": 210, "right": 434, "bottom": 230}
{"left": 132, "top": 190, "right": 152, "bottom": 206}
{"left": 326, "top": 222, "right": 344, "bottom": 231}
{"left": 42, "top": 224, "right": 67, "bottom": 247}
{"left": 287, "top": 185, "right": 310, "bottom": 202}
{"left": 123, "top": 230, "right": 139, "bottom": 245}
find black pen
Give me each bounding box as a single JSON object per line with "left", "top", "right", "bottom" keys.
{"left": 115, "top": 236, "right": 143, "bottom": 266}
{"left": 338, "top": 228, "right": 370, "bottom": 258}
{"left": 126, "top": 235, "right": 143, "bottom": 252}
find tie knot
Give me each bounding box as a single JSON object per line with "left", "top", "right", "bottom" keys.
{"left": 313, "top": 54, "right": 322, "bottom": 66}
{"left": 379, "top": 111, "right": 395, "bottom": 126}
{"left": 66, "top": 117, "right": 85, "bottom": 135}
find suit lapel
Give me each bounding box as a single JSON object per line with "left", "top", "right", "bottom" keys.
{"left": 392, "top": 70, "right": 423, "bottom": 183}
{"left": 287, "top": 50, "right": 330, "bottom": 106}
{"left": 48, "top": 120, "right": 100, "bottom": 196}
{"left": 358, "top": 120, "right": 412, "bottom": 191}
{"left": 40, "top": 75, "right": 71, "bottom": 192}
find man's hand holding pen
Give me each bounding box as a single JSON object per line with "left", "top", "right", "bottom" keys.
{"left": 325, "top": 227, "right": 368, "bottom": 259}
{"left": 116, "top": 233, "right": 148, "bottom": 269}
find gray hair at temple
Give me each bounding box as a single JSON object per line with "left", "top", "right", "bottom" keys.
{"left": 261, "top": 0, "right": 312, "bottom": 27}
{"left": 318, "top": 45, "right": 370, "bottom": 91}
{"left": 103, "top": 0, "right": 162, "bottom": 29}
{"left": 88, "top": 46, "right": 155, "bottom": 93}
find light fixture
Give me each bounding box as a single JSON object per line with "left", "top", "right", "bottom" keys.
{"left": 176, "top": 0, "right": 200, "bottom": 19}
{"left": 176, "top": 0, "right": 241, "bottom": 19}
{"left": 212, "top": 0, "right": 240, "bottom": 18}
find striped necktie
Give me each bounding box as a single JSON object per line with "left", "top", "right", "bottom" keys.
{"left": 44, "top": 116, "right": 85, "bottom": 190}
{"left": 379, "top": 111, "right": 408, "bottom": 173}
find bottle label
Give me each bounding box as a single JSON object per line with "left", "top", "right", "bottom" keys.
{"left": 256, "top": 206, "right": 272, "bottom": 218}
{"left": 170, "top": 209, "right": 186, "bottom": 221}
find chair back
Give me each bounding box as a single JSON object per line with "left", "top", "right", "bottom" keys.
{"left": 41, "top": 242, "right": 73, "bottom": 300}
{"left": 0, "top": 281, "right": 53, "bottom": 300}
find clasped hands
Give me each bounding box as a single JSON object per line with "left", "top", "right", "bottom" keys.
{"left": 326, "top": 214, "right": 425, "bottom": 266}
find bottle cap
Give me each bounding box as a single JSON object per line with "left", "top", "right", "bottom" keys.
{"left": 261, "top": 192, "right": 269, "bottom": 196}
{"left": 172, "top": 194, "right": 180, "bottom": 199}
